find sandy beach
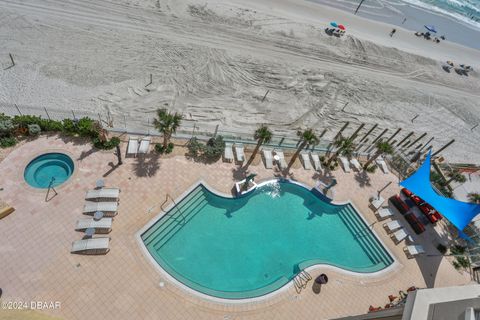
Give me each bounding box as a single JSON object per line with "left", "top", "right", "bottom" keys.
{"left": 0, "top": 0, "right": 479, "bottom": 163}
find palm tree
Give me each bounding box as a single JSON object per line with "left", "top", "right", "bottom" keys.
{"left": 153, "top": 108, "right": 183, "bottom": 150}
{"left": 468, "top": 193, "right": 480, "bottom": 204}
{"left": 245, "top": 125, "right": 272, "bottom": 167}
{"left": 363, "top": 140, "right": 394, "bottom": 169}
{"left": 287, "top": 129, "right": 319, "bottom": 171}
{"left": 327, "top": 135, "right": 355, "bottom": 166}
{"left": 445, "top": 169, "right": 467, "bottom": 185}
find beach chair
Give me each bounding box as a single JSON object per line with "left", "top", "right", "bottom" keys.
{"left": 404, "top": 245, "right": 425, "bottom": 258}
{"left": 75, "top": 218, "right": 113, "bottom": 234}
{"left": 377, "top": 207, "right": 393, "bottom": 220}
{"left": 71, "top": 237, "right": 110, "bottom": 255}
{"left": 376, "top": 157, "right": 389, "bottom": 174}
{"left": 350, "top": 158, "right": 362, "bottom": 171}
{"left": 127, "top": 136, "right": 139, "bottom": 157}
{"left": 301, "top": 152, "right": 312, "bottom": 170}
{"left": 274, "top": 149, "right": 287, "bottom": 170}
{"left": 310, "top": 153, "right": 323, "bottom": 173}
{"left": 370, "top": 195, "right": 385, "bottom": 210}
{"left": 384, "top": 220, "right": 402, "bottom": 233}
{"left": 391, "top": 228, "right": 410, "bottom": 244}
{"left": 224, "top": 143, "right": 234, "bottom": 162}
{"left": 262, "top": 148, "right": 273, "bottom": 169}
{"left": 85, "top": 188, "right": 120, "bottom": 201}
{"left": 138, "top": 137, "right": 151, "bottom": 154}
{"left": 339, "top": 157, "right": 351, "bottom": 173}
{"left": 83, "top": 201, "right": 118, "bottom": 217}
{"left": 235, "top": 143, "right": 245, "bottom": 163}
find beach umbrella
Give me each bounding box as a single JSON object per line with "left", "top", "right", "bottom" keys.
{"left": 424, "top": 25, "right": 437, "bottom": 33}
{"left": 330, "top": 22, "right": 338, "bottom": 27}
{"left": 338, "top": 24, "right": 346, "bottom": 30}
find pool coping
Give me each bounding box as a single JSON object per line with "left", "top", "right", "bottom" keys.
{"left": 135, "top": 178, "right": 400, "bottom": 304}
{"left": 19, "top": 148, "right": 79, "bottom": 193}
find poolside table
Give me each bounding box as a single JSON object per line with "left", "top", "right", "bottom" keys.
{"left": 93, "top": 211, "right": 104, "bottom": 221}
{"left": 96, "top": 179, "right": 105, "bottom": 189}
{"left": 85, "top": 227, "right": 95, "bottom": 237}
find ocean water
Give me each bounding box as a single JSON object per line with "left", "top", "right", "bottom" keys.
{"left": 399, "top": 0, "right": 480, "bottom": 29}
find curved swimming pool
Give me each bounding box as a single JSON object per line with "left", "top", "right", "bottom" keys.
{"left": 141, "top": 180, "right": 393, "bottom": 299}
{"left": 24, "top": 153, "right": 75, "bottom": 189}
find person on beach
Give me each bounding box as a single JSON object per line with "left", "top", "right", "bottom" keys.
{"left": 390, "top": 28, "right": 396, "bottom": 37}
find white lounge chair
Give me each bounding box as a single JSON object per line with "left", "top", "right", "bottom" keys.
{"left": 75, "top": 218, "right": 113, "bottom": 234}
{"left": 339, "top": 157, "right": 351, "bottom": 173}
{"left": 83, "top": 201, "right": 118, "bottom": 216}
{"left": 310, "top": 153, "right": 323, "bottom": 173}
{"left": 370, "top": 195, "right": 385, "bottom": 210}
{"left": 350, "top": 158, "right": 362, "bottom": 171}
{"left": 71, "top": 237, "right": 110, "bottom": 255}
{"left": 301, "top": 152, "right": 312, "bottom": 170}
{"left": 85, "top": 188, "right": 120, "bottom": 201}
{"left": 384, "top": 220, "right": 402, "bottom": 233}
{"left": 377, "top": 207, "right": 393, "bottom": 220}
{"left": 262, "top": 148, "right": 273, "bottom": 169}
{"left": 404, "top": 245, "right": 425, "bottom": 258}
{"left": 376, "top": 157, "right": 389, "bottom": 174}
{"left": 224, "top": 143, "right": 234, "bottom": 162}
{"left": 127, "top": 136, "right": 139, "bottom": 157}
{"left": 235, "top": 143, "right": 245, "bottom": 162}
{"left": 138, "top": 137, "right": 151, "bottom": 154}
{"left": 392, "top": 228, "right": 410, "bottom": 244}
{"left": 274, "top": 149, "right": 287, "bottom": 169}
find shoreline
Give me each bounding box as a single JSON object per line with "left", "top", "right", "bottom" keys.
{"left": 307, "top": 0, "right": 480, "bottom": 50}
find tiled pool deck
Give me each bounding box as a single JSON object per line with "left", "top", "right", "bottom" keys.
{"left": 0, "top": 135, "right": 473, "bottom": 319}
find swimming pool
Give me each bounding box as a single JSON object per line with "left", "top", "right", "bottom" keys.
{"left": 141, "top": 180, "right": 393, "bottom": 299}
{"left": 24, "top": 153, "right": 75, "bottom": 189}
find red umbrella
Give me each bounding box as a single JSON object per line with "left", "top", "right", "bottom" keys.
{"left": 338, "top": 24, "right": 346, "bottom": 30}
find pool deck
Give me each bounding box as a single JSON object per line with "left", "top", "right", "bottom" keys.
{"left": 0, "top": 135, "right": 473, "bottom": 319}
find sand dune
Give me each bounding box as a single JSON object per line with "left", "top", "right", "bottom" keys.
{"left": 0, "top": 0, "right": 479, "bottom": 163}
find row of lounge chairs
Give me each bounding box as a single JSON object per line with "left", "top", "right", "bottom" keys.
{"left": 338, "top": 156, "right": 389, "bottom": 174}
{"left": 71, "top": 181, "right": 120, "bottom": 255}
{"left": 224, "top": 143, "right": 244, "bottom": 163}
{"left": 370, "top": 194, "right": 426, "bottom": 259}
{"left": 127, "top": 136, "right": 151, "bottom": 157}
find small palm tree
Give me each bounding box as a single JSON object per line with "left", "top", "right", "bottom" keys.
{"left": 445, "top": 169, "right": 467, "bottom": 185}
{"left": 153, "top": 108, "right": 183, "bottom": 150}
{"left": 327, "top": 135, "right": 355, "bottom": 166}
{"left": 468, "top": 193, "right": 480, "bottom": 204}
{"left": 245, "top": 125, "right": 272, "bottom": 167}
{"left": 363, "top": 140, "right": 394, "bottom": 169}
{"left": 287, "top": 129, "right": 319, "bottom": 171}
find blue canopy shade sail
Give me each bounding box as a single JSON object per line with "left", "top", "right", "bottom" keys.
{"left": 424, "top": 25, "right": 437, "bottom": 33}
{"left": 400, "top": 152, "right": 480, "bottom": 231}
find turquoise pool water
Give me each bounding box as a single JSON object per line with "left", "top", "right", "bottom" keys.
{"left": 142, "top": 181, "right": 393, "bottom": 299}
{"left": 24, "top": 153, "right": 74, "bottom": 189}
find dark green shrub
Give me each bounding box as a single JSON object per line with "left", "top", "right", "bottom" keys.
{"left": 28, "top": 124, "right": 41, "bottom": 135}
{"left": 203, "top": 136, "right": 225, "bottom": 160}
{"left": 451, "top": 245, "right": 466, "bottom": 255}
{"left": 62, "top": 119, "right": 77, "bottom": 135}
{"left": 39, "top": 119, "right": 63, "bottom": 132}
{"left": 0, "top": 113, "right": 11, "bottom": 122}
{"left": 456, "top": 256, "right": 470, "bottom": 269}
{"left": 93, "top": 137, "right": 120, "bottom": 150}
{"left": 12, "top": 115, "right": 42, "bottom": 128}
{"left": 437, "top": 244, "right": 447, "bottom": 255}
{"left": 155, "top": 142, "right": 174, "bottom": 154}
{"left": 0, "top": 137, "right": 17, "bottom": 148}
{"left": 77, "top": 117, "right": 99, "bottom": 138}
{"left": 366, "top": 165, "right": 377, "bottom": 173}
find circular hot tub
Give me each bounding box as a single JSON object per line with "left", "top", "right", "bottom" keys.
{"left": 24, "top": 153, "right": 75, "bottom": 189}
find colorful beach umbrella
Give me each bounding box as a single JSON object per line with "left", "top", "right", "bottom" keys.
{"left": 424, "top": 25, "right": 437, "bottom": 33}
{"left": 330, "top": 22, "right": 338, "bottom": 27}
{"left": 338, "top": 24, "right": 346, "bottom": 30}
